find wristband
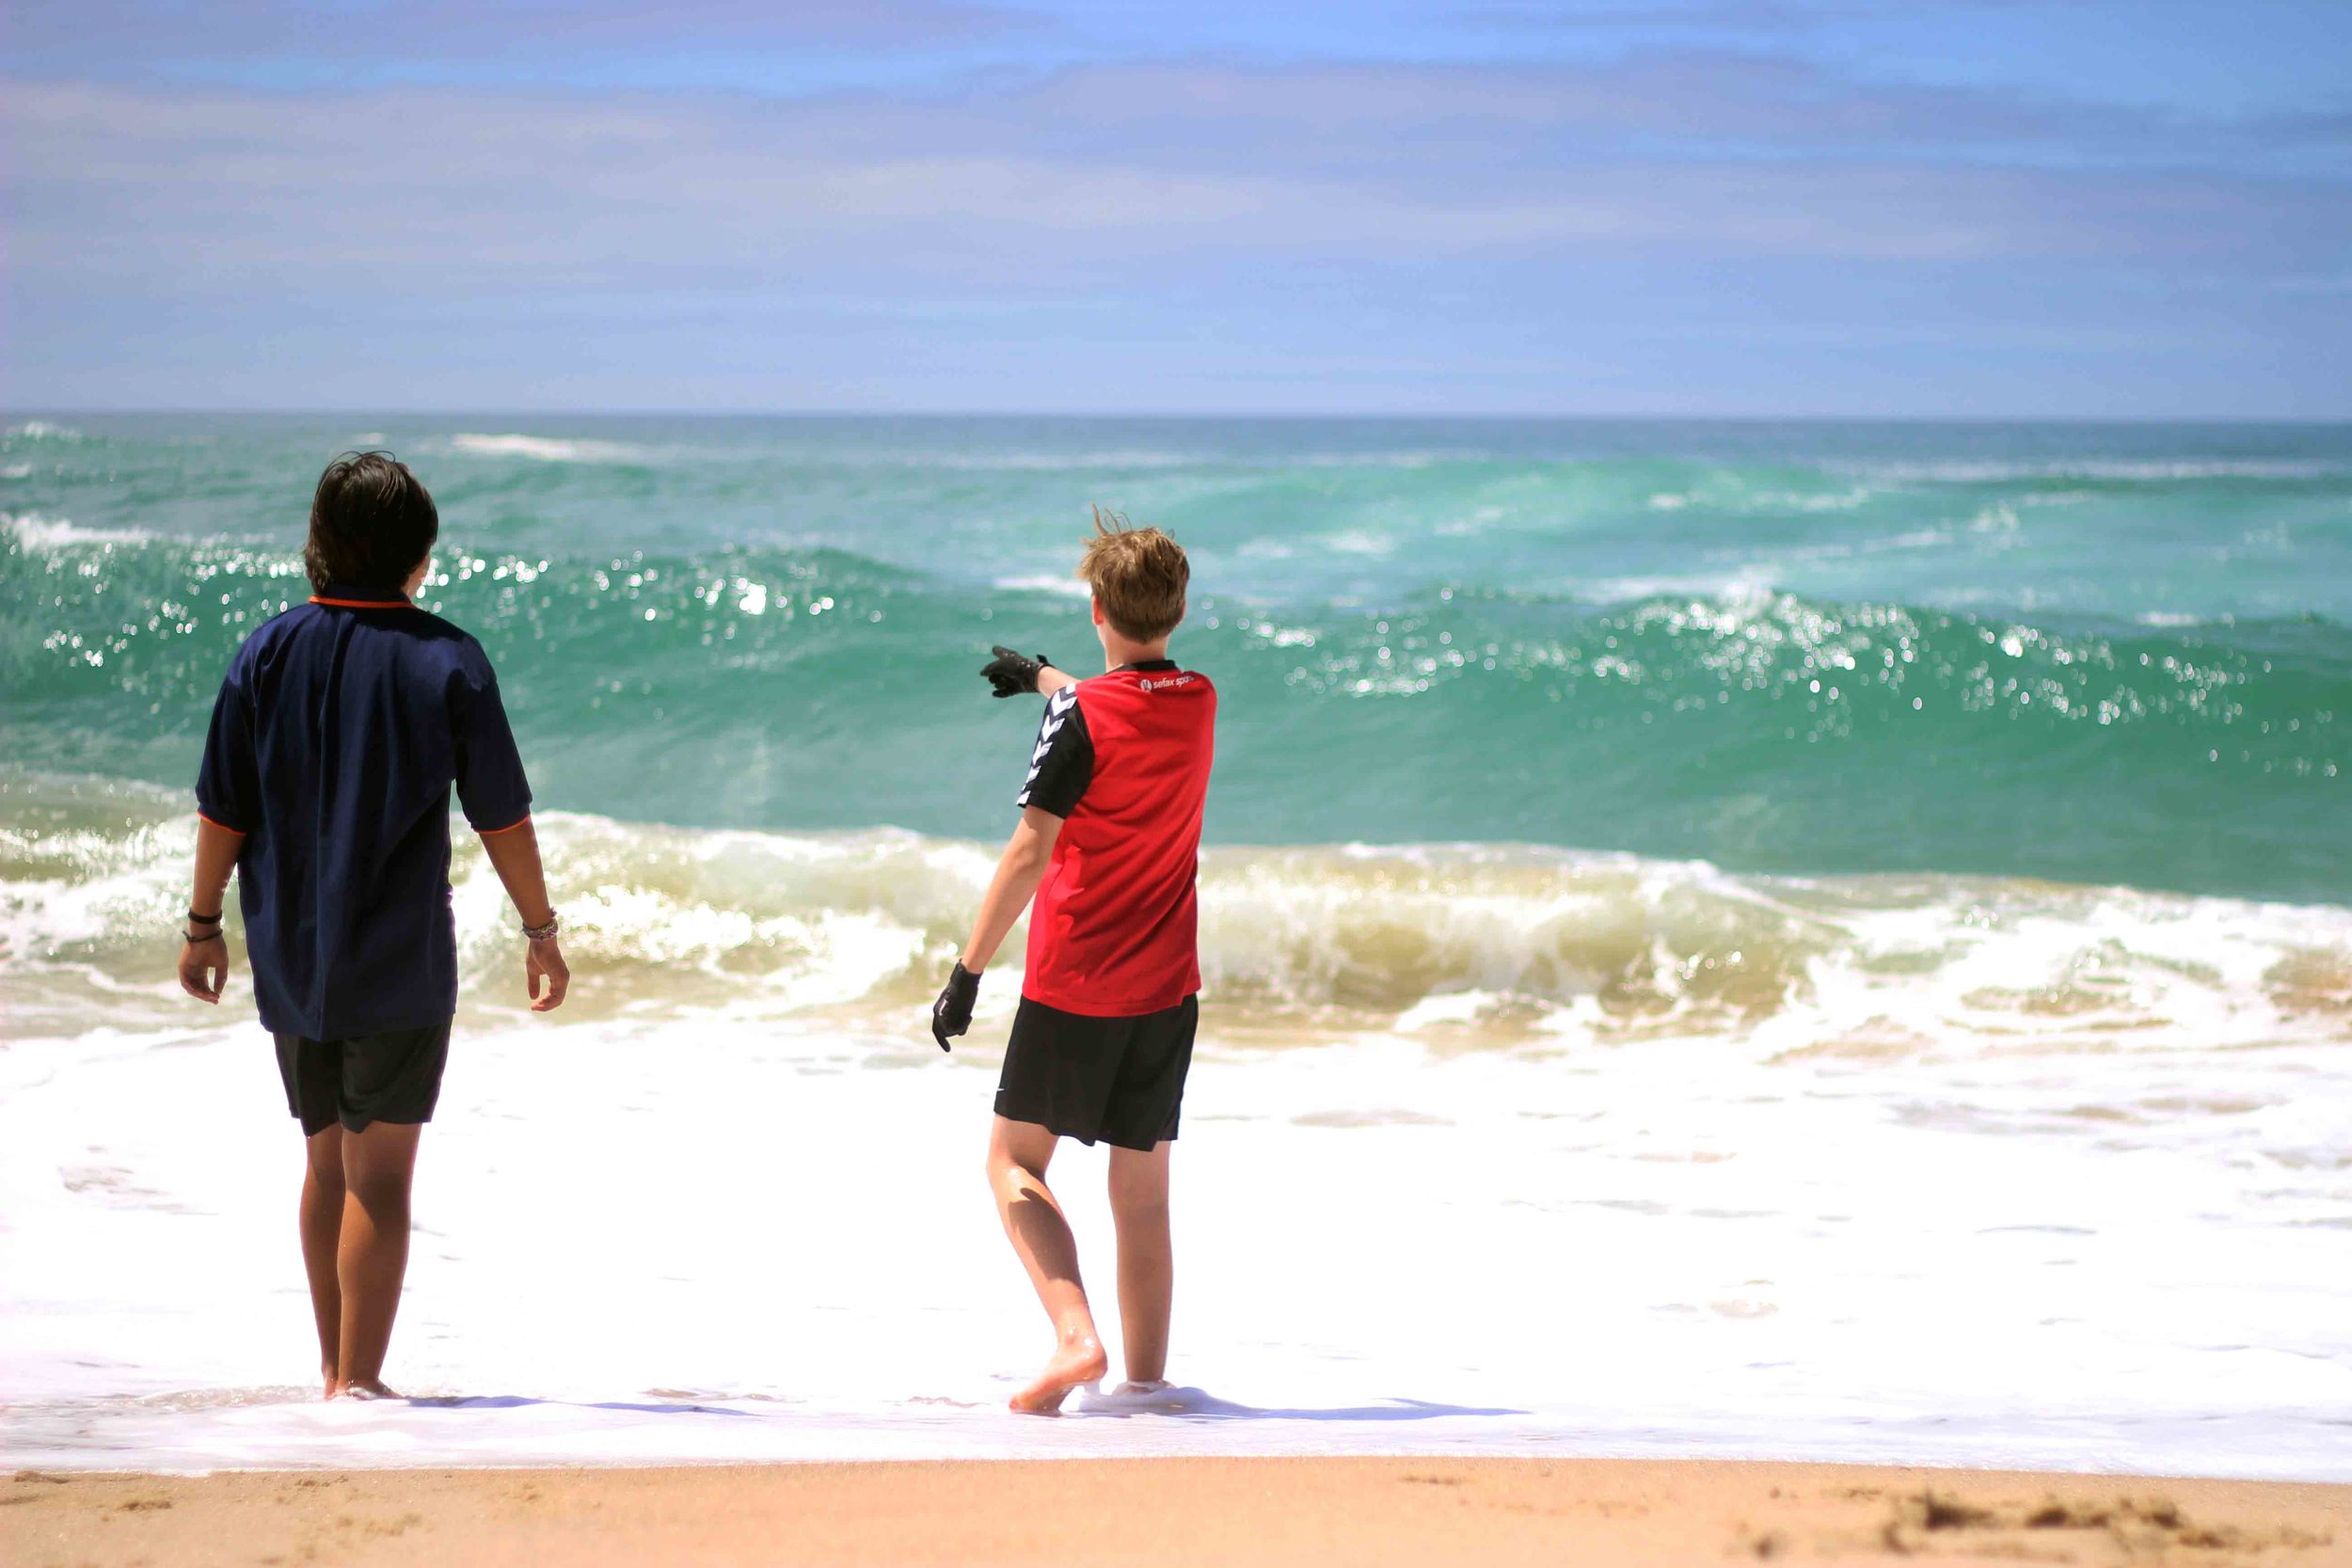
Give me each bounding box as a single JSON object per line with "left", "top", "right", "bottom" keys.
{"left": 188, "top": 909, "right": 223, "bottom": 926}
{"left": 183, "top": 926, "right": 225, "bottom": 942}
{"left": 521, "top": 913, "right": 560, "bottom": 942}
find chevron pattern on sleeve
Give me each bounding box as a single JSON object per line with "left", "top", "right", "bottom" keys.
{"left": 1016, "top": 684, "right": 1080, "bottom": 806}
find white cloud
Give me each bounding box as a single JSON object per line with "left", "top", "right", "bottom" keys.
{"left": 9, "top": 67, "right": 2342, "bottom": 306}
{"left": 5, "top": 53, "right": 2346, "bottom": 414}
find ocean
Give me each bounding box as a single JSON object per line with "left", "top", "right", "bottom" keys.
{"left": 3, "top": 414, "right": 2348, "bottom": 1477}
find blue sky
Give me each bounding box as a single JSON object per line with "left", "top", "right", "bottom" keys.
{"left": 6, "top": 1, "right": 2349, "bottom": 415}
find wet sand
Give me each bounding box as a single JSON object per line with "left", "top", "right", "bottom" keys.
{"left": 6, "top": 1457, "right": 2345, "bottom": 1567}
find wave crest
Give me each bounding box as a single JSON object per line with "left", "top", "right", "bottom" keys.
{"left": 445, "top": 433, "right": 646, "bottom": 464}
{"left": 6, "top": 784, "right": 2345, "bottom": 1057}
{"left": 5, "top": 513, "right": 154, "bottom": 549}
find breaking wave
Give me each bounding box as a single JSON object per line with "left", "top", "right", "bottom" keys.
{"left": 7, "top": 779, "right": 2346, "bottom": 1055}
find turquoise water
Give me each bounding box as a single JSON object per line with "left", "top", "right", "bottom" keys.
{"left": 8, "top": 417, "right": 2352, "bottom": 1479}
{"left": 5, "top": 414, "right": 2348, "bottom": 903}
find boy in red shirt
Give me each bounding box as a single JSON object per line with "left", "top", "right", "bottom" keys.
{"left": 932, "top": 510, "right": 1216, "bottom": 1414}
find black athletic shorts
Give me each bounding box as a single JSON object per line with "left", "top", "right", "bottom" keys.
{"left": 994, "top": 993, "right": 1197, "bottom": 1151}
{"left": 274, "top": 1021, "right": 453, "bottom": 1137}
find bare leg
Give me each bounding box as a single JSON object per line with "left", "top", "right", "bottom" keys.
{"left": 986, "top": 1116, "right": 1107, "bottom": 1413}
{"left": 333, "top": 1120, "right": 422, "bottom": 1398}
{"left": 298, "top": 1127, "right": 345, "bottom": 1399}
{"left": 1108, "top": 1141, "right": 1174, "bottom": 1386}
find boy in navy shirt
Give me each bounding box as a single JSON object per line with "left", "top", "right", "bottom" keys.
{"left": 933, "top": 510, "right": 1216, "bottom": 1413}
{"left": 177, "top": 451, "right": 570, "bottom": 1400}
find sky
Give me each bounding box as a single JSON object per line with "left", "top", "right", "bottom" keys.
{"left": 4, "top": 1, "right": 2349, "bottom": 417}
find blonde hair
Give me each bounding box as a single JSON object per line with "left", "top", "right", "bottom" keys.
{"left": 1076, "top": 505, "right": 1188, "bottom": 641}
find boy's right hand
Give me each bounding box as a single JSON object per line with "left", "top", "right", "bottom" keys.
{"left": 931, "top": 961, "right": 979, "bottom": 1050}
{"left": 527, "top": 936, "right": 570, "bottom": 1012}
{"left": 982, "top": 646, "right": 1053, "bottom": 699}
{"left": 178, "top": 933, "right": 229, "bottom": 1004}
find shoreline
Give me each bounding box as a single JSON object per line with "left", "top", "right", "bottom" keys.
{"left": 8, "top": 1458, "right": 2346, "bottom": 1567}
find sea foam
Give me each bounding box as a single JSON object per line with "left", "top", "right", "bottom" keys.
{"left": 445, "top": 433, "right": 644, "bottom": 463}
{"left": 5, "top": 513, "right": 153, "bottom": 549}
{"left": 4, "top": 990, "right": 2345, "bottom": 1477}
{"left": 8, "top": 788, "right": 2348, "bottom": 1065}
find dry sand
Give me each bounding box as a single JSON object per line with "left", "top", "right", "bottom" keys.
{"left": 8, "top": 1457, "right": 2347, "bottom": 1567}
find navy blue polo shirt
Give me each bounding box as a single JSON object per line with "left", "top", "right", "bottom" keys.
{"left": 195, "top": 582, "right": 533, "bottom": 1039}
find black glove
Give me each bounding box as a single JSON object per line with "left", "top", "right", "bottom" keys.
{"left": 931, "top": 961, "right": 980, "bottom": 1051}
{"left": 981, "top": 645, "right": 1054, "bottom": 699}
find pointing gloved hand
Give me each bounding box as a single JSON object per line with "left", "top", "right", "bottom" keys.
{"left": 931, "top": 960, "right": 980, "bottom": 1051}
{"left": 981, "top": 645, "right": 1054, "bottom": 699}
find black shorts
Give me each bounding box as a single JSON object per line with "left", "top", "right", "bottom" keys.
{"left": 994, "top": 993, "right": 1197, "bottom": 1152}
{"left": 275, "top": 1021, "right": 453, "bottom": 1137}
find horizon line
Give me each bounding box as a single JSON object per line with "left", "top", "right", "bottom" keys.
{"left": 9, "top": 408, "right": 2352, "bottom": 426}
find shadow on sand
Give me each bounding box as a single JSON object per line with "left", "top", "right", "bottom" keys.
{"left": 406, "top": 1395, "right": 756, "bottom": 1418}
{"left": 394, "top": 1389, "right": 1522, "bottom": 1424}
{"left": 1072, "top": 1386, "right": 1523, "bottom": 1422}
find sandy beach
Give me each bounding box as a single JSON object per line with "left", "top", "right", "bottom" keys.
{"left": 7, "top": 1458, "right": 2345, "bottom": 1567}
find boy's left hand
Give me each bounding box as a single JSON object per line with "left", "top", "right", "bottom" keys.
{"left": 178, "top": 933, "right": 229, "bottom": 1004}
{"left": 527, "top": 936, "right": 570, "bottom": 1012}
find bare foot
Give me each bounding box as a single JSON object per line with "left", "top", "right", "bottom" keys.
{"left": 331, "top": 1378, "right": 400, "bottom": 1402}
{"left": 320, "top": 1368, "right": 340, "bottom": 1402}
{"left": 1009, "top": 1333, "right": 1107, "bottom": 1415}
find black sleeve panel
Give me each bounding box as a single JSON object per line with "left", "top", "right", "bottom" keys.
{"left": 1016, "top": 684, "right": 1093, "bottom": 817}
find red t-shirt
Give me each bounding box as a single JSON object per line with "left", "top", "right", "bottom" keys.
{"left": 1015, "top": 659, "right": 1216, "bottom": 1017}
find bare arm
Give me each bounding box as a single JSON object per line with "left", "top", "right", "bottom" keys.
{"left": 176, "top": 817, "right": 245, "bottom": 1004}
{"left": 1037, "top": 665, "right": 1079, "bottom": 698}
{"left": 477, "top": 820, "right": 569, "bottom": 1012}
{"left": 478, "top": 819, "right": 553, "bottom": 927}
{"left": 961, "top": 808, "right": 1065, "bottom": 971}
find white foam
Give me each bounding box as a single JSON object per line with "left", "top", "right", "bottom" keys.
{"left": 445, "top": 434, "right": 644, "bottom": 464}
{"left": 993, "top": 572, "right": 1092, "bottom": 599}
{"left": 11, "top": 802, "right": 2352, "bottom": 1058}
{"left": 1319, "top": 530, "right": 1395, "bottom": 558}
{"left": 1729, "top": 528, "right": 1956, "bottom": 567}
{"left": 7, "top": 795, "right": 2351, "bottom": 1477}
{"left": 1577, "top": 570, "right": 1769, "bottom": 603}
{"left": 844, "top": 450, "right": 1451, "bottom": 473}
{"left": 927, "top": 450, "right": 1199, "bottom": 470}
{"left": 5, "top": 513, "right": 153, "bottom": 548}
{"left": 2, "top": 1009, "right": 2345, "bottom": 1478}
{"left": 1838, "top": 458, "right": 2339, "bottom": 483}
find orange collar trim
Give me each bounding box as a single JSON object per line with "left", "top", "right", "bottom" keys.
{"left": 310, "top": 594, "right": 415, "bottom": 609}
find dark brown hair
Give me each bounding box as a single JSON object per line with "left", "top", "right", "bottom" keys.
{"left": 303, "top": 451, "right": 438, "bottom": 592}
